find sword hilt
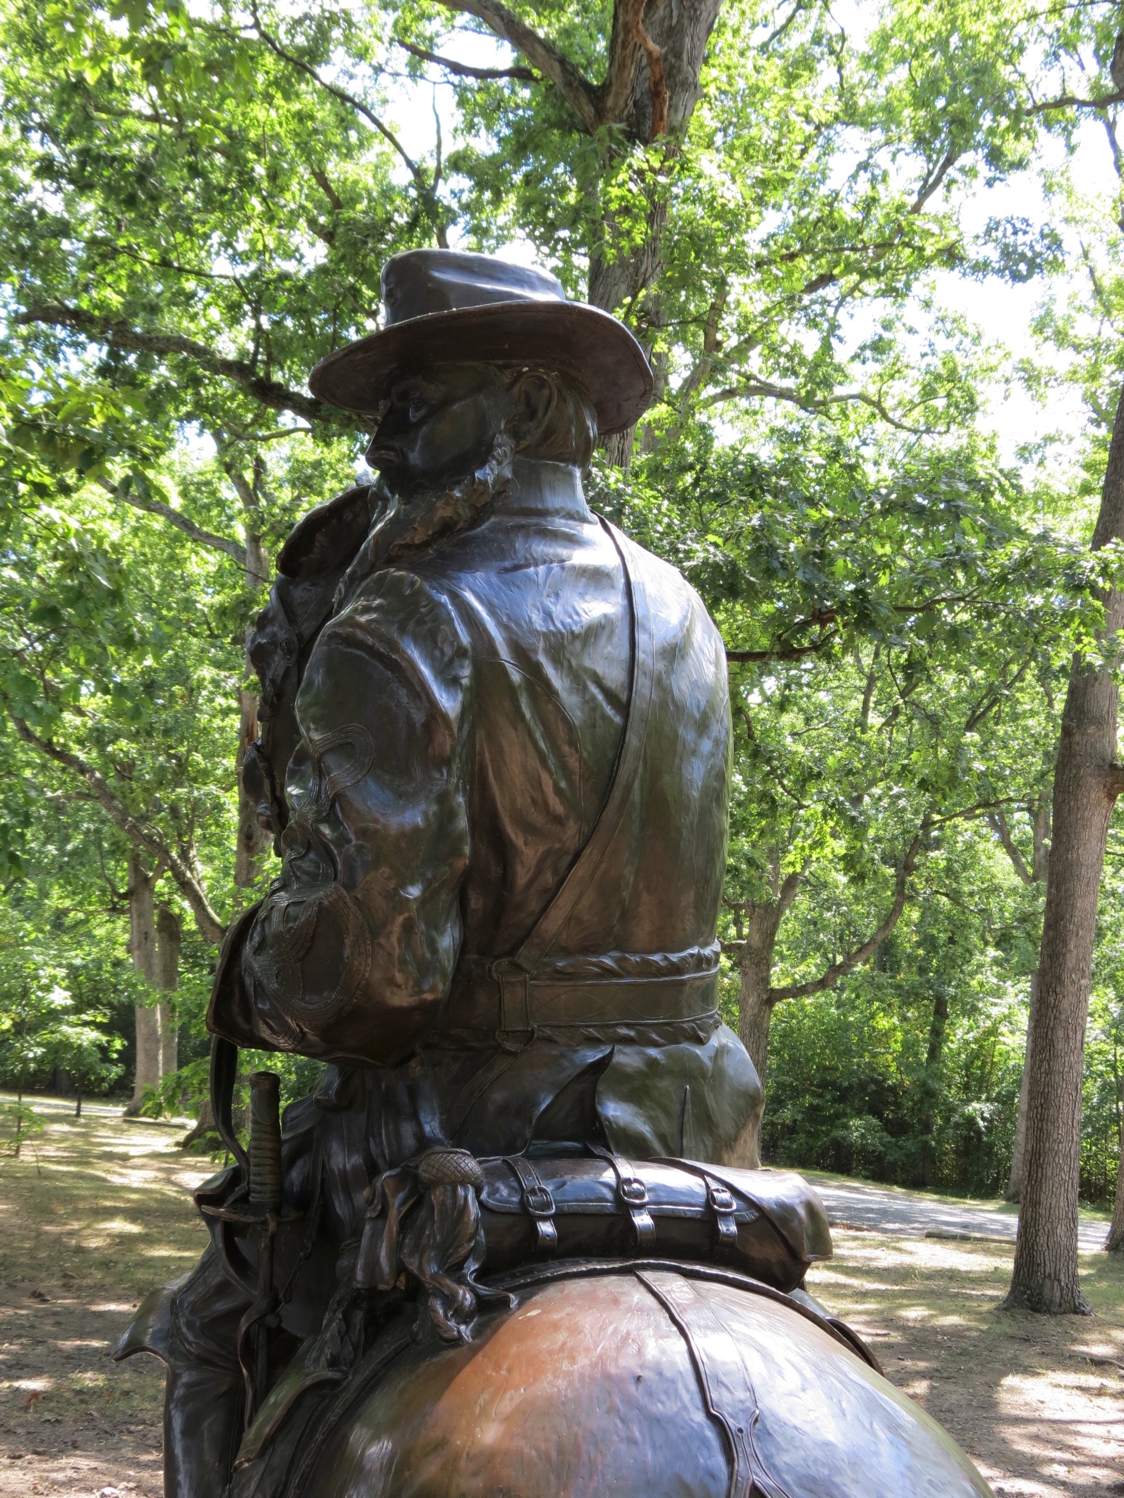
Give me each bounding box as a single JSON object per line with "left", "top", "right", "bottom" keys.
{"left": 248, "top": 1071, "right": 282, "bottom": 1211}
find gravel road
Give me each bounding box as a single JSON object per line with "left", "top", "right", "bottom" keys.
{"left": 809, "top": 1174, "right": 1110, "bottom": 1254}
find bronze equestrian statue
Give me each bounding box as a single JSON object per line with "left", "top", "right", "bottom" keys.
{"left": 116, "top": 250, "right": 994, "bottom": 1497}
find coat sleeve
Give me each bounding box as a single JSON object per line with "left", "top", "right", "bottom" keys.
{"left": 209, "top": 568, "right": 473, "bottom": 1067}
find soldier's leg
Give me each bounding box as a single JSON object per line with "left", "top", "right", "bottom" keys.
{"left": 113, "top": 1243, "right": 249, "bottom": 1498}
{"left": 116, "top": 1070, "right": 378, "bottom": 1495}
{"left": 163, "top": 1246, "right": 249, "bottom": 1498}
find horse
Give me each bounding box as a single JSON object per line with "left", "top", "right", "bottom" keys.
{"left": 233, "top": 1256, "right": 993, "bottom": 1498}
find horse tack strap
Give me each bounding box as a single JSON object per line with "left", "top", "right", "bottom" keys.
{"left": 491, "top": 518, "right": 655, "bottom": 1021}
{"left": 635, "top": 1270, "right": 793, "bottom": 1498}
{"left": 588, "top": 1142, "right": 656, "bottom": 1249}
{"left": 650, "top": 1157, "right": 739, "bottom": 1258}
{"left": 504, "top": 1155, "right": 558, "bottom": 1254}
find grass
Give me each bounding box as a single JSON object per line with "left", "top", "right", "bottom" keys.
{"left": 806, "top": 1230, "right": 1124, "bottom": 1495}
{"left": 0, "top": 1102, "right": 214, "bottom": 1497}
{"left": 0, "top": 1101, "right": 1120, "bottom": 1496}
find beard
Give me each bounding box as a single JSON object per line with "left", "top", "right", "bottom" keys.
{"left": 333, "top": 430, "right": 514, "bottom": 612}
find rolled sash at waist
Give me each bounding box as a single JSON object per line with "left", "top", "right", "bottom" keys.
{"left": 445, "top": 942, "right": 721, "bottom": 1035}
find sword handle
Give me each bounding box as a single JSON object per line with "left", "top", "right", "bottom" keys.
{"left": 248, "top": 1071, "right": 282, "bottom": 1210}
{"left": 245, "top": 1072, "right": 282, "bottom": 1425}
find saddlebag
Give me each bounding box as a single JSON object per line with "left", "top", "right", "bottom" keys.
{"left": 474, "top": 1148, "right": 830, "bottom": 1293}
{"left": 357, "top": 1143, "right": 831, "bottom": 1331}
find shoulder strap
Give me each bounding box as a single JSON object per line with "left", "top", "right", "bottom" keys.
{"left": 210, "top": 1035, "right": 250, "bottom": 1173}
{"left": 506, "top": 519, "right": 655, "bottom": 975}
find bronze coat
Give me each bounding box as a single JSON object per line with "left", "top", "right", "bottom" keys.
{"left": 210, "top": 460, "right": 761, "bottom": 1162}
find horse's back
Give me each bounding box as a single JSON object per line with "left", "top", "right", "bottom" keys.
{"left": 303, "top": 1267, "right": 992, "bottom": 1498}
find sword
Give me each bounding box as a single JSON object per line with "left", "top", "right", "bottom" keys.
{"left": 243, "top": 1070, "right": 282, "bottom": 1423}
{"left": 198, "top": 1057, "right": 299, "bottom": 1428}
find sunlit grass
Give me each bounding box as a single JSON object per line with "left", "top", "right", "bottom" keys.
{"left": 808, "top": 1229, "right": 1124, "bottom": 1494}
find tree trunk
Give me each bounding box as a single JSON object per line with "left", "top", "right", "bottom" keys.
{"left": 1003, "top": 383, "right": 1124, "bottom": 1315}
{"left": 156, "top": 904, "right": 181, "bottom": 1078}
{"left": 917, "top": 987, "right": 950, "bottom": 1188}
{"left": 737, "top": 929, "right": 778, "bottom": 1090}
{"left": 1106, "top": 1116, "right": 1124, "bottom": 1252}
{"left": 585, "top": 0, "right": 724, "bottom": 468}
{"left": 1007, "top": 971, "right": 1038, "bottom": 1202}
{"left": 125, "top": 857, "right": 160, "bottom": 1116}
{"left": 179, "top": 1096, "right": 218, "bottom": 1151}
{"left": 735, "top": 878, "right": 804, "bottom": 1089}
{"left": 230, "top": 470, "right": 271, "bottom": 887}
{"left": 235, "top": 683, "right": 267, "bottom": 887}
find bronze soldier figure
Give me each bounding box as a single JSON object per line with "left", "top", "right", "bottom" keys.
{"left": 116, "top": 250, "right": 995, "bottom": 1498}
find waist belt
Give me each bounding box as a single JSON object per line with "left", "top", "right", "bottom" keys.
{"left": 445, "top": 948, "right": 721, "bottom": 1036}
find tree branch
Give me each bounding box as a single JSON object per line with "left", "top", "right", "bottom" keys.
{"left": 702, "top": 375, "right": 937, "bottom": 435}
{"left": 16, "top": 303, "right": 347, "bottom": 426}
{"left": 723, "top": 588, "right": 979, "bottom": 667}
{"left": 768, "top": 831, "right": 923, "bottom": 1002}
{"left": 96, "top": 478, "right": 247, "bottom": 565}
{"left": 309, "top": 164, "right": 344, "bottom": 212}
{"left": 598, "top": 0, "right": 667, "bottom": 136}
{"left": 987, "top": 809, "right": 1035, "bottom": 885}
{"left": 726, "top": 632, "right": 837, "bottom": 664}
{"left": 434, "top": 0, "right": 601, "bottom": 130}
{"left": 1029, "top": 88, "right": 1124, "bottom": 115}
{"left": 6, "top": 709, "right": 227, "bottom": 945}
{"left": 395, "top": 38, "right": 536, "bottom": 80}
{"left": 246, "top": 4, "right": 425, "bottom": 186}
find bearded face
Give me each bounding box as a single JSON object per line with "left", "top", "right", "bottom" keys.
{"left": 365, "top": 364, "right": 515, "bottom": 497}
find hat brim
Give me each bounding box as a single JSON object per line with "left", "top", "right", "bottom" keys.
{"left": 307, "top": 300, "right": 653, "bottom": 436}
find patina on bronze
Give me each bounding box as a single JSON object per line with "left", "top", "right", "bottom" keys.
{"left": 114, "top": 249, "right": 995, "bottom": 1498}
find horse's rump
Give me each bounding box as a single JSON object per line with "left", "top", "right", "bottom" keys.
{"left": 250, "top": 1260, "right": 992, "bottom": 1498}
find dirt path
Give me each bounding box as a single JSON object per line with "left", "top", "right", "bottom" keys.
{"left": 0, "top": 1105, "right": 1122, "bottom": 1496}
{"left": 0, "top": 1105, "right": 211, "bottom": 1497}
{"left": 803, "top": 1173, "right": 1124, "bottom": 1497}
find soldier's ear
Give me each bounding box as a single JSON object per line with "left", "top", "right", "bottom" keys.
{"left": 507, "top": 370, "right": 557, "bottom": 453}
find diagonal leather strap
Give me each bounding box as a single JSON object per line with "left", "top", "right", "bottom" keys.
{"left": 496, "top": 518, "right": 654, "bottom": 989}
{"left": 636, "top": 1269, "right": 794, "bottom": 1498}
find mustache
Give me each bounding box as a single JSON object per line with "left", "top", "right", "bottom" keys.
{"left": 333, "top": 433, "right": 515, "bottom": 613}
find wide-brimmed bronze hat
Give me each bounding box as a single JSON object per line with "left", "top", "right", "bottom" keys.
{"left": 308, "top": 249, "right": 653, "bottom": 436}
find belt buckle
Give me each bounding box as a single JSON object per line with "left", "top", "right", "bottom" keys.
{"left": 490, "top": 958, "right": 535, "bottom": 1051}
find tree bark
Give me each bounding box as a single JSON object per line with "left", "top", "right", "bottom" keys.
{"left": 1004, "top": 382, "right": 1124, "bottom": 1314}
{"left": 917, "top": 986, "right": 950, "bottom": 1188}
{"left": 1007, "top": 971, "right": 1038, "bottom": 1202}
{"left": 735, "top": 897, "right": 792, "bottom": 1089}
{"left": 732, "top": 870, "right": 806, "bottom": 1088}
{"left": 155, "top": 903, "right": 181, "bottom": 1078}
{"left": 990, "top": 799, "right": 1050, "bottom": 1202}
{"left": 1105, "top": 1114, "right": 1124, "bottom": 1252}
{"left": 235, "top": 686, "right": 266, "bottom": 887}
{"left": 125, "top": 857, "right": 160, "bottom": 1116}
{"left": 227, "top": 458, "right": 271, "bottom": 888}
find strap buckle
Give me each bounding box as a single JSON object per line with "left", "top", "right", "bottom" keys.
{"left": 523, "top": 1183, "right": 556, "bottom": 1219}
{"left": 706, "top": 1176, "right": 739, "bottom": 1255}
{"left": 619, "top": 1176, "right": 649, "bottom": 1207}
{"left": 506, "top": 1156, "right": 559, "bottom": 1256}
